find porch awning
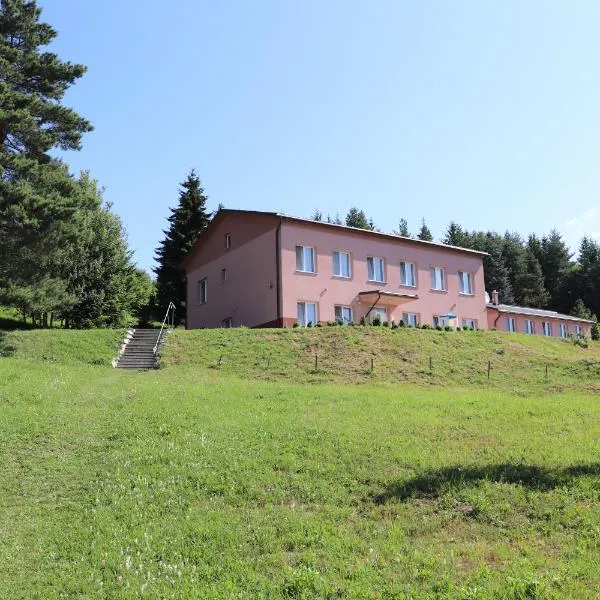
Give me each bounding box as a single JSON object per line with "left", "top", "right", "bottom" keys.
{"left": 358, "top": 290, "right": 418, "bottom": 307}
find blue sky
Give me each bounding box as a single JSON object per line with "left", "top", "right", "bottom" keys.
{"left": 40, "top": 1, "right": 600, "bottom": 273}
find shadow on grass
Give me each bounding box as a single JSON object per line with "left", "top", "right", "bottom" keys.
{"left": 374, "top": 462, "right": 600, "bottom": 503}
{"left": 0, "top": 331, "right": 17, "bottom": 357}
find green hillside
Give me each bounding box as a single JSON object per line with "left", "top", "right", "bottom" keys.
{"left": 164, "top": 326, "right": 600, "bottom": 393}
{"left": 2, "top": 327, "right": 600, "bottom": 597}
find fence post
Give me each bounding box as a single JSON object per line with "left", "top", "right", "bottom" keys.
{"left": 371, "top": 358, "right": 374, "bottom": 372}
{"left": 315, "top": 354, "right": 318, "bottom": 371}
{"left": 487, "top": 360, "right": 491, "bottom": 379}
{"left": 545, "top": 364, "right": 548, "bottom": 381}
{"left": 429, "top": 356, "right": 433, "bottom": 371}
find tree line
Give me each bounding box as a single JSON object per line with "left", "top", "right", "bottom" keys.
{"left": 0, "top": 0, "right": 153, "bottom": 327}
{"left": 312, "top": 208, "right": 599, "bottom": 322}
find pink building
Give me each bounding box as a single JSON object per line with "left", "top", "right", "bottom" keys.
{"left": 182, "top": 209, "right": 592, "bottom": 337}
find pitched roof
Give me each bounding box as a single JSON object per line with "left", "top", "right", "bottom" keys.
{"left": 214, "top": 209, "right": 488, "bottom": 258}
{"left": 487, "top": 303, "right": 594, "bottom": 323}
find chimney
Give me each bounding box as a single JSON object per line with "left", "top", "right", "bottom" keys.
{"left": 491, "top": 290, "right": 499, "bottom": 305}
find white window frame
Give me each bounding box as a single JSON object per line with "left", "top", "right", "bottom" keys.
{"left": 296, "top": 246, "right": 316, "bottom": 273}
{"left": 332, "top": 251, "right": 351, "bottom": 278}
{"left": 400, "top": 261, "right": 416, "bottom": 287}
{"left": 334, "top": 305, "right": 353, "bottom": 324}
{"left": 297, "top": 301, "right": 317, "bottom": 326}
{"left": 367, "top": 256, "right": 385, "bottom": 283}
{"left": 575, "top": 324, "right": 583, "bottom": 335}
{"left": 430, "top": 266, "right": 446, "bottom": 291}
{"left": 402, "top": 312, "right": 419, "bottom": 327}
{"left": 458, "top": 271, "right": 473, "bottom": 295}
{"left": 507, "top": 317, "right": 516, "bottom": 333}
{"left": 542, "top": 321, "right": 552, "bottom": 337}
{"left": 369, "top": 307, "right": 388, "bottom": 323}
{"left": 225, "top": 233, "right": 232, "bottom": 249}
{"left": 525, "top": 319, "right": 535, "bottom": 335}
{"left": 462, "top": 318, "right": 476, "bottom": 330}
{"left": 559, "top": 323, "right": 568, "bottom": 339}
{"left": 433, "top": 315, "right": 449, "bottom": 328}
{"left": 198, "top": 279, "right": 207, "bottom": 304}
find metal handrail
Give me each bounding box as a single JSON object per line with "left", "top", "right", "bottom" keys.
{"left": 154, "top": 301, "right": 176, "bottom": 355}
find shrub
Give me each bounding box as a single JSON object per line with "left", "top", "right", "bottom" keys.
{"left": 592, "top": 321, "right": 599, "bottom": 341}
{"left": 399, "top": 319, "right": 405, "bottom": 327}
{"left": 421, "top": 323, "right": 432, "bottom": 330}
{"left": 326, "top": 321, "right": 336, "bottom": 327}
{"left": 435, "top": 325, "right": 443, "bottom": 331}
{"left": 293, "top": 322, "right": 300, "bottom": 328}
{"left": 316, "top": 322, "right": 323, "bottom": 328}
{"left": 307, "top": 322, "right": 313, "bottom": 328}
{"left": 462, "top": 325, "right": 469, "bottom": 331}
{"left": 382, "top": 320, "right": 389, "bottom": 328}
{"left": 444, "top": 325, "right": 452, "bottom": 332}
{"left": 372, "top": 316, "right": 381, "bottom": 327}
{"left": 348, "top": 321, "right": 355, "bottom": 327}
{"left": 391, "top": 321, "right": 398, "bottom": 330}
{"left": 360, "top": 316, "right": 366, "bottom": 326}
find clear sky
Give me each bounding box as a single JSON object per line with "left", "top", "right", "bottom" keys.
{"left": 39, "top": 0, "right": 600, "bottom": 273}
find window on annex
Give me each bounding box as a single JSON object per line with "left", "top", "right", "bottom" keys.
{"left": 334, "top": 305, "right": 353, "bottom": 325}
{"left": 575, "top": 324, "right": 583, "bottom": 335}
{"left": 198, "top": 279, "right": 207, "bottom": 304}
{"left": 400, "top": 261, "right": 416, "bottom": 287}
{"left": 225, "top": 233, "right": 232, "bottom": 249}
{"left": 221, "top": 317, "right": 232, "bottom": 328}
{"left": 297, "top": 301, "right": 317, "bottom": 326}
{"left": 332, "top": 251, "right": 351, "bottom": 278}
{"left": 463, "top": 318, "right": 477, "bottom": 330}
{"left": 525, "top": 320, "right": 535, "bottom": 334}
{"left": 559, "top": 323, "right": 568, "bottom": 339}
{"left": 369, "top": 307, "right": 388, "bottom": 323}
{"left": 430, "top": 266, "right": 446, "bottom": 291}
{"left": 542, "top": 321, "right": 552, "bottom": 337}
{"left": 296, "top": 246, "right": 315, "bottom": 273}
{"left": 458, "top": 271, "right": 473, "bottom": 295}
{"left": 367, "top": 256, "right": 385, "bottom": 283}
{"left": 402, "top": 312, "right": 419, "bottom": 327}
{"left": 507, "top": 317, "right": 516, "bottom": 333}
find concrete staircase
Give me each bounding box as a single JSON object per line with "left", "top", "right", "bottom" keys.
{"left": 115, "top": 329, "right": 164, "bottom": 370}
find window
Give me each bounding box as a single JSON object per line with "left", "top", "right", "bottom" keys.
{"left": 458, "top": 271, "right": 473, "bottom": 295}
{"left": 296, "top": 246, "right": 315, "bottom": 273}
{"left": 221, "top": 268, "right": 227, "bottom": 283}
{"left": 369, "top": 307, "right": 387, "bottom": 323}
{"left": 297, "top": 302, "right": 317, "bottom": 326}
{"left": 463, "top": 318, "right": 476, "bottom": 330}
{"left": 402, "top": 312, "right": 419, "bottom": 327}
{"left": 433, "top": 315, "right": 449, "bottom": 328}
{"left": 198, "top": 279, "right": 207, "bottom": 304}
{"left": 575, "top": 324, "right": 583, "bottom": 335}
{"left": 430, "top": 266, "right": 446, "bottom": 291}
{"left": 332, "top": 251, "right": 351, "bottom": 278}
{"left": 334, "top": 305, "right": 353, "bottom": 324}
{"left": 225, "top": 233, "right": 231, "bottom": 249}
{"left": 507, "top": 317, "right": 516, "bottom": 333}
{"left": 525, "top": 319, "right": 535, "bottom": 335}
{"left": 221, "top": 317, "right": 232, "bottom": 328}
{"left": 559, "top": 323, "right": 568, "bottom": 339}
{"left": 400, "top": 261, "right": 416, "bottom": 287}
{"left": 367, "top": 257, "right": 385, "bottom": 282}
{"left": 542, "top": 321, "right": 552, "bottom": 337}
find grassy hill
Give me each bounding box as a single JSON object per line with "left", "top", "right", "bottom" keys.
{"left": 1, "top": 327, "right": 600, "bottom": 597}
{"left": 163, "top": 326, "right": 600, "bottom": 393}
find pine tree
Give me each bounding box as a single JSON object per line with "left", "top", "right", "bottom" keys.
{"left": 482, "top": 234, "right": 514, "bottom": 304}
{"left": 393, "top": 218, "right": 410, "bottom": 237}
{"left": 311, "top": 209, "right": 323, "bottom": 222}
{"left": 345, "top": 207, "right": 374, "bottom": 230}
{"left": 516, "top": 249, "right": 549, "bottom": 308}
{"left": 154, "top": 170, "right": 211, "bottom": 324}
{"left": 539, "top": 229, "right": 573, "bottom": 309}
{"left": 443, "top": 222, "right": 469, "bottom": 247}
{"left": 0, "top": 0, "right": 92, "bottom": 279}
{"left": 417, "top": 218, "right": 433, "bottom": 241}
{"left": 571, "top": 298, "right": 594, "bottom": 320}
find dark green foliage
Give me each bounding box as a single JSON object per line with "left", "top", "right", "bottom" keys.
{"left": 443, "top": 222, "right": 469, "bottom": 247}
{"left": 372, "top": 315, "right": 381, "bottom": 326}
{"left": 311, "top": 209, "right": 323, "bottom": 222}
{"left": 417, "top": 218, "right": 433, "bottom": 241}
{"left": 345, "top": 207, "right": 375, "bottom": 230}
{"left": 516, "top": 249, "right": 549, "bottom": 308}
{"left": 592, "top": 322, "right": 599, "bottom": 341}
{"left": 154, "top": 170, "right": 211, "bottom": 324}
{"left": 394, "top": 218, "right": 410, "bottom": 237}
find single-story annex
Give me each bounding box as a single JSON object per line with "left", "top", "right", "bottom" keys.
{"left": 182, "top": 209, "right": 593, "bottom": 337}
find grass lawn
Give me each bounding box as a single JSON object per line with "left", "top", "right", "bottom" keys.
{"left": 1, "top": 328, "right": 600, "bottom": 598}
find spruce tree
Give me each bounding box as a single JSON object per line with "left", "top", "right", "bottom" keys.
{"left": 516, "top": 249, "right": 549, "bottom": 308}
{"left": 539, "top": 229, "right": 573, "bottom": 309}
{"left": 417, "top": 218, "right": 433, "bottom": 241}
{"left": 483, "top": 235, "right": 514, "bottom": 304}
{"left": 154, "top": 170, "right": 211, "bottom": 324}
{"left": 443, "top": 222, "right": 469, "bottom": 247}
{"left": 345, "top": 207, "right": 374, "bottom": 230}
{"left": 393, "top": 218, "right": 410, "bottom": 237}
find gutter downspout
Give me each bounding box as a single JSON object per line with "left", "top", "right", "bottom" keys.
{"left": 275, "top": 216, "right": 283, "bottom": 327}
{"left": 364, "top": 291, "right": 382, "bottom": 320}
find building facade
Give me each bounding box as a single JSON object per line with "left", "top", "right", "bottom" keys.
{"left": 182, "top": 209, "right": 592, "bottom": 337}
